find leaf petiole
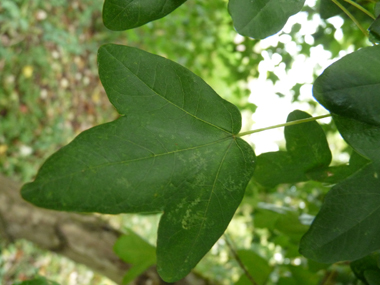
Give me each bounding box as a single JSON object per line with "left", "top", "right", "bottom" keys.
{"left": 237, "top": 114, "right": 332, "bottom": 137}
{"left": 331, "top": 0, "right": 369, "bottom": 36}
{"left": 341, "top": 0, "right": 375, "bottom": 19}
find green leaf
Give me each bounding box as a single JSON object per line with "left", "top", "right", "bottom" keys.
{"left": 102, "top": 0, "right": 187, "bottom": 31}
{"left": 313, "top": 46, "right": 380, "bottom": 126}
{"left": 114, "top": 229, "right": 156, "bottom": 284}
{"left": 285, "top": 111, "right": 331, "bottom": 170}
{"left": 13, "top": 277, "right": 60, "bottom": 285}
{"left": 288, "top": 265, "right": 320, "bottom": 285}
{"left": 364, "top": 270, "right": 380, "bottom": 285}
{"left": 369, "top": 17, "right": 380, "bottom": 45}
{"left": 228, "top": 0, "right": 305, "bottom": 39}
{"left": 300, "top": 163, "right": 380, "bottom": 263}
{"left": 307, "top": 150, "right": 370, "bottom": 184}
{"left": 319, "top": 0, "right": 345, "bottom": 19}
{"left": 235, "top": 250, "right": 272, "bottom": 285}
{"left": 350, "top": 252, "right": 380, "bottom": 283}
{"left": 21, "top": 44, "right": 256, "bottom": 282}
{"left": 333, "top": 114, "right": 380, "bottom": 164}
{"left": 253, "top": 110, "right": 331, "bottom": 187}
{"left": 253, "top": 151, "right": 307, "bottom": 188}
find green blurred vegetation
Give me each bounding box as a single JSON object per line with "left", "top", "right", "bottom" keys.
{"left": 0, "top": 0, "right": 376, "bottom": 284}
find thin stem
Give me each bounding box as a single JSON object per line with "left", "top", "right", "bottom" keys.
{"left": 341, "top": 0, "right": 375, "bottom": 19}
{"left": 224, "top": 234, "right": 258, "bottom": 285}
{"left": 331, "top": 0, "right": 369, "bottom": 36}
{"left": 237, "top": 114, "right": 332, "bottom": 137}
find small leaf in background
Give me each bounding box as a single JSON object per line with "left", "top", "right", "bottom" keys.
{"left": 114, "top": 229, "right": 156, "bottom": 284}
{"left": 300, "top": 164, "right": 380, "bottom": 263}
{"left": 21, "top": 44, "right": 256, "bottom": 282}
{"left": 350, "top": 252, "right": 380, "bottom": 284}
{"left": 254, "top": 203, "right": 309, "bottom": 242}
{"left": 288, "top": 265, "right": 320, "bottom": 285}
{"left": 235, "top": 250, "right": 272, "bottom": 285}
{"left": 228, "top": 0, "right": 305, "bottom": 39}
{"left": 254, "top": 110, "right": 331, "bottom": 187}
{"left": 102, "top": 0, "right": 187, "bottom": 31}
{"left": 313, "top": 45, "right": 380, "bottom": 126}
{"left": 13, "top": 276, "right": 60, "bottom": 285}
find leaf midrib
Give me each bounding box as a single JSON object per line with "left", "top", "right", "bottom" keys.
{"left": 37, "top": 136, "right": 233, "bottom": 184}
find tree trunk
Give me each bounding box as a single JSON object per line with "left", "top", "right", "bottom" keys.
{"left": 0, "top": 175, "right": 208, "bottom": 285}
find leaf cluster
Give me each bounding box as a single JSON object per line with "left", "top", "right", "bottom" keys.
{"left": 19, "top": 0, "right": 380, "bottom": 283}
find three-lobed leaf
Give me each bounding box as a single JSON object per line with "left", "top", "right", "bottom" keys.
{"left": 103, "top": 0, "right": 187, "bottom": 31}
{"left": 228, "top": 0, "right": 305, "bottom": 39}
{"left": 21, "top": 44, "right": 256, "bottom": 282}
{"left": 253, "top": 110, "right": 331, "bottom": 188}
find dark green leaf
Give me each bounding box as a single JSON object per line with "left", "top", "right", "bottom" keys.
{"left": 364, "top": 270, "right": 380, "bottom": 285}
{"left": 253, "top": 110, "right": 331, "bottom": 187}
{"left": 102, "top": 0, "right": 187, "bottom": 31}
{"left": 333, "top": 114, "right": 380, "bottom": 164}
{"left": 350, "top": 252, "right": 380, "bottom": 283}
{"left": 253, "top": 151, "right": 307, "bottom": 188}
{"left": 300, "top": 164, "right": 380, "bottom": 263}
{"left": 285, "top": 111, "right": 331, "bottom": 170}
{"left": 319, "top": 0, "right": 345, "bottom": 19}
{"left": 307, "top": 150, "right": 370, "bottom": 184}
{"left": 235, "top": 250, "right": 272, "bottom": 285}
{"left": 369, "top": 17, "right": 380, "bottom": 45}
{"left": 313, "top": 46, "right": 380, "bottom": 126}
{"left": 228, "top": 0, "right": 305, "bottom": 39}
{"left": 114, "top": 229, "right": 156, "bottom": 284}
{"left": 21, "top": 44, "right": 256, "bottom": 282}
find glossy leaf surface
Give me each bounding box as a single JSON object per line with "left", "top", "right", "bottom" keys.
{"left": 228, "top": 0, "right": 305, "bottom": 39}
{"left": 103, "top": 0, "right": 187, "bottom": 31}
{"left": 114, "top": 229, "right": 156, "bottom": 284}
{"left": 313, "top": 46, "right": 380, "bottom": 126}
{"left": 253, "top": 110, "right": 331, "bottom": 187}
{"left": 21, "top": 44, "right": 255, "bottom": 282}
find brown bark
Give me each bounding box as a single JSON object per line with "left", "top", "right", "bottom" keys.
{"left": 0, "top": 175, "right": 208, "bottom": 285}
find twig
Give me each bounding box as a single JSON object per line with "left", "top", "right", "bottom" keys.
{"left": 224, "top": 234, "right": 258, "bottom": 285}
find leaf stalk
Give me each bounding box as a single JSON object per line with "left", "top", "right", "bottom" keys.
{"left": 331, "top": 0, "right": 369, "bottom": 36}
{"left": 342, "top": 0, "right": 375, "bottom": 19}
{"left": 237, "top": 114, "right": 332, "bottom": 137}
{"left": 224, "top": 234, "right": 258, "bottom": 285}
